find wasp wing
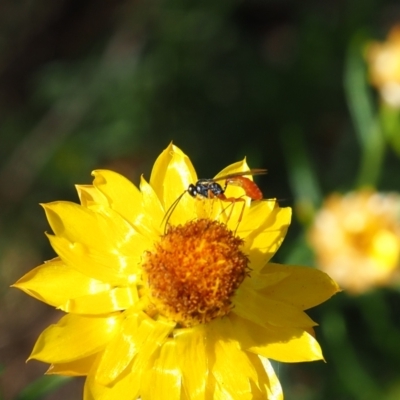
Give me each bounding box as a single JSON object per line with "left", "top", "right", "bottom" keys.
{"left": 212, "top": 169, "right": 267, "bottom": 182}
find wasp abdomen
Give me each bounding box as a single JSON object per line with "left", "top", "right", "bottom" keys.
{"left": 225, "top": 176, "right": 263, "bottom": 200}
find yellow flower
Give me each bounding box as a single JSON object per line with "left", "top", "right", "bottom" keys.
{"left": 309, "top": 189, "right": 400, "bottom": 294}
{"left": 366, "top": 25, "right": 400, "bottom": 107}
{"left": 14, "top": 143, "right": 339, "bottom": 399}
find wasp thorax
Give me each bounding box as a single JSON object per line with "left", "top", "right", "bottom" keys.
{"left": 187, "top": 180, "right": 224, "bottom": 198}
{"left": 142, "top": 219, "right": 249, "bottom": 327}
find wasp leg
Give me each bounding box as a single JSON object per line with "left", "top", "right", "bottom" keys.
{"left": 218, "top": 194, "right": 246, "bottom": 233}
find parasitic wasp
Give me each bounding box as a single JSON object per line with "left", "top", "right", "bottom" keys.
{"left": 162, "top": 169, "right": 267, "bottom": 231}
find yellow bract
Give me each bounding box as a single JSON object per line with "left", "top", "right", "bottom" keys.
{"left": 13, "top": 143, "right": 339, "bottom": 399}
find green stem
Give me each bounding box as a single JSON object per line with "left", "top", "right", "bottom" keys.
{"left": 15, "top": 375, "right": 71, "bottom": 400}
{"left": 344, "top": 32, "right": 386, "bottom": 188}
{"left": 281, "top": 125, "right": 322, "bottom": 224}
{"left": 321, "top": 307, "right": 381, "bottom": 400}
{"left": 357, "top": 291, "right": 400, "bottom": 360}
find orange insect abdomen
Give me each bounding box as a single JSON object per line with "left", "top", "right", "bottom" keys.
{"left": 226, "top": 176, "right": 263, "bottom": 200}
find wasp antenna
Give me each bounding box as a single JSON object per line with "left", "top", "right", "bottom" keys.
{"left": 161, "top": 190, "right": 187, "bottom": 232}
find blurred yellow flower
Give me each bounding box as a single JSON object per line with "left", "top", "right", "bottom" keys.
{"left": 309, "top": 189, "right": 400, "bottom": 294}
{"left": 14, "top": 143, "right": 338, "bottom": 400}
{"left": 366, "top": 25, "right": 400, "bottom": 107}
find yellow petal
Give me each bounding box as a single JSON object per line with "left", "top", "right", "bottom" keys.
{"left": 84, "top": 380, "right": 96, "bottom": 400}
{"left": 140, "top": 175, "right": 165, "bottom": 235}
{"left": 212, "top": 341, "right": 254, "bottom": 399}
{"left": 164, "top": 185, "right": 197, "bottom": 229}
{"left": 130, "top": 316, "right": 176, "bottom": 376}
{"left": 12, "top": 259, "right": 110, "bottom": 307}
{"left": 234, "top": 285, "right": 317, "bottom": 328}
{"left": 93, "top": 204, "right": 153, "bottom": 255}
{"left": 249, "top": 354, "right": 283, "bottom": 400}
{"left": 95, "top": 313, "right": 140, "bottom": 385}
{"left": 76, "top": 185, "right": 109, "bottom": 208}
{"left": 47, "top": 235, "right": 139, "bottom": 286}
{"left": 230, "top": 313, "right": 323, "bottom": 362}
{"left": 214, "top": 158, "right": 251, "bottom": 179}
{"left": 42, "top": 202, "right": 145, "bottom": 256}
{"left": 245, "top": 206, "right": 292, "bottom": 269}
{"left": 246, "top": 270, "right": 290, "bottom": 291}
{"left": 236, "top": 199, "right": 277, "bottom": 236}
{"left": 62, "top": 286, "right": 138, "bottom": 314}
{"left": 174, "top": 327, "right": 207, "bottom": 400}
{"left": 84, "top": 363, "right": 141, "bottom": 400}
{"left": 150, "top": 142, "right": 197, "bottom": 208}
{"left": 91, "top": 169, "right": 143, "bottom": 227}
{"left": 207, "top": 318, "right": 256, "bottom": 399}
{"left": 88, "top": 313, "right": 174, "bottom": 395}
{"left": 46, "top": 353, "right": 98, "bottom": 376}
{"left": 42, "top": 202, "right": 103, "bottom": 247}
{"left": 141, "top": 339, "right": 181, "bottom": 400}
{"left": 29, "top": 314, "right": 121, "bottom": 363}
{"left": 259, "top": 263, "right": 341, "bottom": 310}
{"left": 250, "top": 329, "right": 323, "bottom": 362}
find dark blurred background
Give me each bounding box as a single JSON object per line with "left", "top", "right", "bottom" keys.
{"left": 2, "top": 0, "right": 400, "bottom": 399}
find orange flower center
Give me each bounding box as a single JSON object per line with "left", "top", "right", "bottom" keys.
{"left": 142, "top": 219, "right": 249, "bottom": 327}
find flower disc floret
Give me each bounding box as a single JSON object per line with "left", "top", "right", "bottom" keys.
{"left": 143, "top": 219, "right": 249, "bottom": 327}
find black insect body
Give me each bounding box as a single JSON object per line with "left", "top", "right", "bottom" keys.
{"left": 187, "top": 180, "right": 225, "bottom": 199}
